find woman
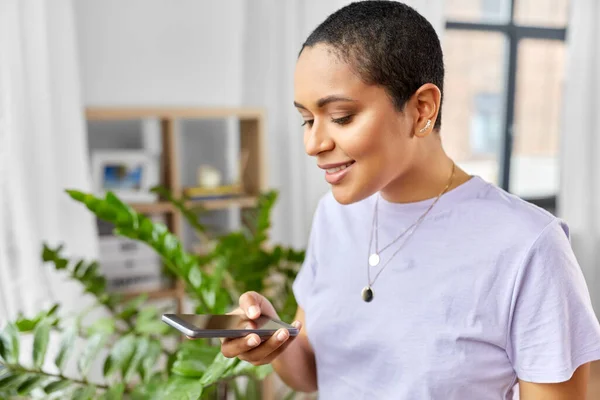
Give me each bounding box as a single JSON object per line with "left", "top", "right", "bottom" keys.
{"left": 221, "top": 2, "right": 600, "bottom": 398}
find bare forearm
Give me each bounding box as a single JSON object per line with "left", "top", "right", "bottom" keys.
{"left": 272, "top": 335, "right": 318, "bottom": 392}
{"left": 519, "top": 363, "right": 590, "bottom": 399}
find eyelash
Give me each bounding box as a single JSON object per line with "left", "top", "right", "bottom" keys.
{"left": 301, "top": 115, "right": 354, "bottom": 127}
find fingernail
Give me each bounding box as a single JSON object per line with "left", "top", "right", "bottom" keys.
{"left": 277, "top": 329, "right": 287, "bottom": 341}
{"left": 247, "top": 336, "right": 259, "bottom": 347}
{"left": 292, "top": 321, "right": 301, "bottom": 328}
{"left": 248, "top": 306, "right": 259, "bottom": 317}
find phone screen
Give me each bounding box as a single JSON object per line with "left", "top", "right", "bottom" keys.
{"left": 175, "top": 314, "right": 284, "bottom": 331}
{"left": 161, "top": 313, "right": 297, "bottom": 338}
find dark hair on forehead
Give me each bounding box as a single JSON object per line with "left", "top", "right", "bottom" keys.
{"left": 300, "top": 0, "right": 445, "bottom": 129}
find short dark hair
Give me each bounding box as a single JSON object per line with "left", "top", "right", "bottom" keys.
{"left": 300, "top": 1, "right": 445, "bottom": 129}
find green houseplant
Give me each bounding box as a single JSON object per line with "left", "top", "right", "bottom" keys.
{"left": 0, "top": 189, "right": 304, "bottom": 399}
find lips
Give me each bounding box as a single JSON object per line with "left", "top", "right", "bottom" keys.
{"left": 319, "top": 160, "right": 355, "bottom": 185}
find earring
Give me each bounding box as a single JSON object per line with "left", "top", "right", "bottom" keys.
{"left": 419, "top": 119, "right": 432, "bottom": 133}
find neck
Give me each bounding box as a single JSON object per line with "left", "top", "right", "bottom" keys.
{"left": 380, "top": 144, "right": 471, "bottom": 204}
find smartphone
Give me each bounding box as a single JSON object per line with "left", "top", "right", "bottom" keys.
{"left": 161, "top": 313, "right": 299, "bottom": 339}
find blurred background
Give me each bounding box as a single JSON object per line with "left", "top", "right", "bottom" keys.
{"left": 0, "top": 0, "right": 599, "bottom": 399}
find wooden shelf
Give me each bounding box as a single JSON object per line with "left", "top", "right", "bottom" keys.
{"left": 87, "top": 107, "right": 265, "bottom": 314}
{"left": 130, "top": 202, "right": 174, "bottom": 213}
{"left": 185, "top": 196, "right": 258, "bottom": 210}
{"left": 122, "top": 287, "right": 180, "bottom": 301}
{"left": 130, "top": 196, "right": 258, "bottom": 214}
{"left": 86, "top": 107, "right": 264, "bottom": 121}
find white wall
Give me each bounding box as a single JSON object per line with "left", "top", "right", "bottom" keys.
{"left": 73, "top": 0, "right": 245, "bottom": 106}
{"left": 74, "top": 0, "right": 247, "bottom": 248}
{"left": 73, "top": 0, "right": 446, "bottom": 248}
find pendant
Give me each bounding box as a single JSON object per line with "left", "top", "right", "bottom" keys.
{"left": 361, "top": 286, "right": 374, "bottom": 302}
{"left": 368, "top": 253, "right": 380, "bottom": 267}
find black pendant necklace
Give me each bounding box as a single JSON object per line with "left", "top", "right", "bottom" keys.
{"left": 362, "top": 163, "right": 456, "bottom": 302}
{"left": 362, "top": 286, "right": 374, "bottom": 302}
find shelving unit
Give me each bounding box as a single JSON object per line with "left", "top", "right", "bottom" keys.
{"left": 86, "top": 107, "right": 266, "bottom": 312}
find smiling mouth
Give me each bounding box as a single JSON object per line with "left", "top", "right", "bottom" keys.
{"left": 325, "top": 161, "right": 354, "bottom": 173}
{"left": 320, "top": 160, "right": 355, "bottom": 185}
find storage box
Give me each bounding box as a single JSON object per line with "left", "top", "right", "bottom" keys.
{"left": 99, "top": 236, "right": 158, "bottom": 264}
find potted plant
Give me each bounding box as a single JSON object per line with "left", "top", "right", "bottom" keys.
{"left": 0, "top": 189, "right": 304, "bottom": 399}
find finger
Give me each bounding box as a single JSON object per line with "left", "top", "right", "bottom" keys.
{"left": 258, "top": 321, "right": 302, "bottom": 363}
{"left": 226, "top": 307, "right": 245, "bottom": 316}
{"left": 239, "top": 291, "right": 263, "bottom": 319}
{"left": 221, "top": 333, "right": 262, "bottom": 358}
{"left": 238, "top": 327, "right": 293, "bottom": 363}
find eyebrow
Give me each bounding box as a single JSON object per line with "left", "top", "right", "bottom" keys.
{"left": 294, "top": 95, "right": 356, "bottom": 110}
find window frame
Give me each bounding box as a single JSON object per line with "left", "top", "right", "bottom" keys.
{"left": 445, "top": 0, "right": 567, "bottom": 211}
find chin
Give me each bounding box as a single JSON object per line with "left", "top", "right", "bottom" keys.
{"left": 331, "top": 185, "right": 372, "bottom": 205}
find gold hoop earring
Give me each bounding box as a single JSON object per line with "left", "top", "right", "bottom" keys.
{"left": 419, "top": 119, "right": 432, "bottom": 133}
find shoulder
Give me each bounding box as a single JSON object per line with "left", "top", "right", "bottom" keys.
{"left": 462, "top": 177, "right": 566, "bottom": 246}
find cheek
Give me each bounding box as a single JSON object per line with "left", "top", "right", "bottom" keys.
{"left": 335, "top": 119, "right": 387, "bottom": 159}
{"left": 337, "top": 119, "right": 399, "bottom": 164}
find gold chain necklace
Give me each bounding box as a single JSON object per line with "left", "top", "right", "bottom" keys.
{"left": 362, "top": 163, "right": 456, "bottom": 302}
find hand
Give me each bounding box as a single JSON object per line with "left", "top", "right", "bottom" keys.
{"left": 220, "top": 291, "right": 302, "bottom": 366}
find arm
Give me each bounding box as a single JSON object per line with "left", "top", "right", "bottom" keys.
{"left": 506, "top": 221, "right": 600, "bottom": 396}
{"left": 519, "top": 363, "right": 590, "bottom": 400}
{"left": 272, "top": 307, "right": 318, "bottom": 392}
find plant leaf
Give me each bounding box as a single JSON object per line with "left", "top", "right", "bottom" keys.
{"left": 33, "top": 321, "right": 51, "bottom": 369}
{"left": 0, "top": 371, "right": 21, "bottom": 390}
{"left": 72, "top": 384, "right": 96, "bottom": 400}
{"left": 103, "top": 334, "right": 136, "bottom": 379}
{"left": 140, "top": 340, "right": 162, "bottom": 383}
{"left": 155, "top": 376, "right": 203, "bottom": 400}
{"left": 105, "top": 192, "right": 131, "bottom": 213}
{"left": 135, "top": 319, "right": 170, "bottom": 336}
{"left": 245, "top": 377, "right": 260, "bottom": 400}
{"left": 65, "top": 189, "right": 86, "bottom": 202}
{"left": 55, "top": 326, "right": 77, "bottom": 372}
{"left": 44, "top": 378, "right": 72, "bottom": 393}
{"left": 78, "top": 333, "right": 107, "bottom": 377}
{"left": 0, "top": 322, "right": 20, "bottom": 364}
{"left": 151, "top": 185, "right": 207, "bottom": 234}
{"left": 123, "top": 337, "right": 149, "bottom": 382}
{"left": 118, "top": 294, "right": 148, "bottom": 320}
{"left": 131, "top": 373, "right": 163, "bottom": 400}
{"left": 188, "top": 267, "right": 203, "bottom": 289}
{"left": 0, "top": 334, "right": 5, "bottom": 362}
{"left": 199, "top": 352, "right": 238, "bottom": 386}
{"left": 17, "top": 374, "right": 43, "bottom": 395}
{"left": 87, "top": 317, "right": 116, "bottom": 336}
{"left": 73, "top": 260, "right": 86, "bottom": 277}
{"left": 100, "top": 382, "right": 125, "bottom": 400}
{"left": 171, "top": 359, "right": 209, "bottom": 378}
{"left": 224, "top": 359, "right": 272, "bottom": 380}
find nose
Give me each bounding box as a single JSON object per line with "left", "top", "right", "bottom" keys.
{"left": 304, "top": 121, "right": 334, "bottom": 156}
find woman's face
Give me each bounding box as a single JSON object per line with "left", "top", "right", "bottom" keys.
{"left": 294, "top": 44, "right": 421, "bottom": 205}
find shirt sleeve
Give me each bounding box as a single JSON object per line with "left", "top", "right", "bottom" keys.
{"left": 507, "top": 219, "right": 600, "bottom": 383}
{"left": 292, "top": 198, "right": 323, "bottom": 310}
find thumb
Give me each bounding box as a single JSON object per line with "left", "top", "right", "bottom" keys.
{"left": 239, "top": 291, "right": 263, "bottom": 319}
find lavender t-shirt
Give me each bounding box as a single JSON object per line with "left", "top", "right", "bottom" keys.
{"left": 293, "top": 176, "right": 600, "bottom": 399}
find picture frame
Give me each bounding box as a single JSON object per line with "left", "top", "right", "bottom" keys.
{"left": 91, "top": 150, "right": 159, "bottom": 203}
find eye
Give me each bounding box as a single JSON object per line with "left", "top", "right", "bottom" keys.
{"left": 331, "top": 115, "right": 353, "bottom": 125}
{"left": 301, "top": 120, "right": 314, "bottom": 127}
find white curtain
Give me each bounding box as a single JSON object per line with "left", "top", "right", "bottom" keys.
{"left": 241, "top": 0, "right": 445, "bottom": 249}
{"left": 0, "top": 0, "right": 98, "bottom": 323}
{"left": 558, "top": 0, "right": 600, "bottom": 314}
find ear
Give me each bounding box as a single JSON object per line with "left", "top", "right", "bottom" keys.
{"left": 413, "top": 83, "right": 442, "bottom": 138}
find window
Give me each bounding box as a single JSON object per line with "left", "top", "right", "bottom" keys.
{"left": 471, "top": 93, "right": 502, "bottom": 155}
{"left": 442, "top": 0, "right": 569, "bottom": 211}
